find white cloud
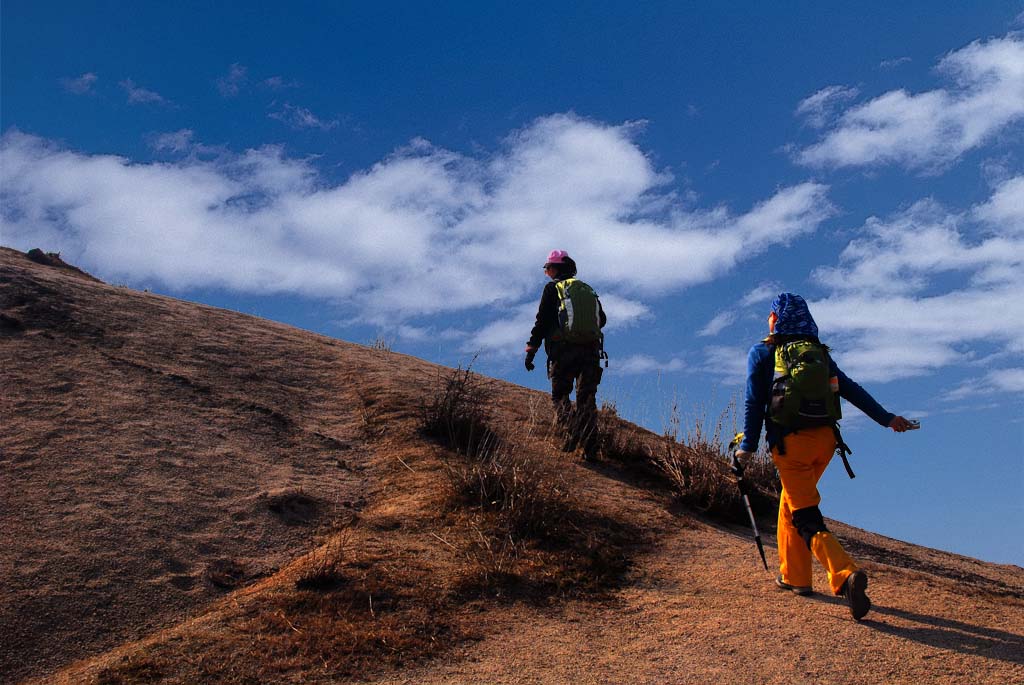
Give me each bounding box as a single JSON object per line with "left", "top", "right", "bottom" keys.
{"left": 943, "top": 367, "right": 1024, "bottom": 401}
{"left": 798, "top": 35, "right": 1024, "bottom": 170}
{"left": 795, "top": 85, "right": 860, "bottom": 128}
{"left": 990, "top": 367, "right": 1024, "bottom": 392}
{"left": 0, "top": 115, "right": 833, "bottom": 340}
{"left": 394, "top": 324, "right": 464, "bottom": 344}
{"left": 698, "top": 311, "right": 736, "bottom": 337}
{"left": 262, "top": 76, "right": 299, "bottom": 90}
{"left": 807, "top": 176, "right": 1024, "bottom": 383}
{"left": 701, "top": 345, "right": 749, "bottom": 384}
{"left": 464, "top": 303, "right": 537, "bottom": 354}
{"left": 217, "top": 63, "right": 248, "bottom": 97}
{"left": 119, "top": 79, "right": 167, "bottom": 105}
{"left": 697, "top": 283, "right": 780, "bottom": 340}
{"left": 60, "top": 72, "right": 97, "bottom": 95}
{"left": 879, "top": 57, "right": 911, "bottom": 70}
{"left": 973, "top": 174, "right": 1024, "bottom": 232}
{"left": 269, "top": 104, "right": 339, "bottom": 131}
{"left": 599, "top": 293, "right": 651, "bottom": 329}
{"left": 740, "top": 282, "right": 781, "bottom": 308}
{"left": 613, "top": 354, "right": 686, "bottom": 375}
{"left": 151, "top": 129, "right": 195, "bottom": 153}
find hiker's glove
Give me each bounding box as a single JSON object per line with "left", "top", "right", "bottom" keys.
{"left": 732, "top": 449, "right": 752, "bottom": 476}
{"left": 525, "top": 349, "right": 537, "bottom": 371}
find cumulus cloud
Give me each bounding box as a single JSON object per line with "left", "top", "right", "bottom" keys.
{"left": 60, "top": 72, "right": 98, "bottom": 95}
{"left": 268, "top": 104, "right": 339, "bottom": 130}
{"left": 0, "top": 115, "right": 833, "bottom": 345}
{"left": 120, "top": 79, "right": 167, "bottom": 105}
{"left": 798, "top": 34, "right": 1024, "bottom": 170}
{"left": 808, "top": 175, "right": 1024, "bottom": 382}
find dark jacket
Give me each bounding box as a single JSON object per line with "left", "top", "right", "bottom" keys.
{"left": 527, "top": 278, "right": 607, "bottom": 354}
{"left": 739, "top": 339, "right": 894, "bottom": 453}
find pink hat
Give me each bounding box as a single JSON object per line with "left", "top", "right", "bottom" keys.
{"left": 544, "top": 249, "right": 569, "bottom": 266}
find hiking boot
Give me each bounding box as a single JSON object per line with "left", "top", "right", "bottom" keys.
{"left": 841, "top": 570, "right": 871, "bottom": 620}
{"left": 775, "top": 574, "right": 813, "bottom": 596}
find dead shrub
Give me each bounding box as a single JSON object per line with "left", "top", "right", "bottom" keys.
{"left": 420, "top": 359, "right": 494, "bottom": 457}
{"left": 655, "top": 400, "right": 779, "bottom": 519}
{"left": 422, "top": 364, "right": 635, "bottom": 598}
{"left": 442, "top": 431, "right": 569, "bottom": 541}
{"left": 597, "top": 399, "right": 779, "bottom": 521}
{"left": 369, "top": 335, "right": 393, "bottom": 352}
{"left": 455, "top": 520, "right": 522, "bottom": 595}
{"left": 597, "top": 407, "right": 662, "bottom": 481}
{"left": 295, "top": 534, "right": 350, "bottom": 592}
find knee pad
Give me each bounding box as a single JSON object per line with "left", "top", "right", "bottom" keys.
{"left": 792, "top": 506, "right": 829, "bottom": 550}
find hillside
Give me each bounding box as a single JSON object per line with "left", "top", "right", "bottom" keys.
{"left": 1, "top": 246, "right": 1021, "bottom": 685}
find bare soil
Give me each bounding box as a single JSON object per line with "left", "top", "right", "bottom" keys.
{"left": 1, "top": 246, "right": 1021, "bottom": 685}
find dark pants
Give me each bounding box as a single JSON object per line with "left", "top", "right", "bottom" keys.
{"left": 547, "top": 343, "right": 603, "bottom": 453}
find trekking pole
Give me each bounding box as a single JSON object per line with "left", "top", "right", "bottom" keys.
{"left": 728, "top": 432, "right": 769, "bottom": 570}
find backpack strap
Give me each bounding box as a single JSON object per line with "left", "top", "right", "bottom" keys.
{"left": 832, "top": 424, "right": 855, "bottom": 479}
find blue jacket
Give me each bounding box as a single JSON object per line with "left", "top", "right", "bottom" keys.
{"left": 739, "top": 340, "right": 894, "bottom": 453}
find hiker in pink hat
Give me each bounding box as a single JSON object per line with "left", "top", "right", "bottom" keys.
{"left": 525, "top": 250, "right": 607, "bottom": 459}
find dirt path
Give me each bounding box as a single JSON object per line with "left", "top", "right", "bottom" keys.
{"left": 371, "top": 511, "right": 1024, "bottom": 685}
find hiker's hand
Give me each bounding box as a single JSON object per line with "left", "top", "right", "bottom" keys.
{"left": 525, "top": 349, "right": 537, "bottom": 371}
{"left": 889, "top": 416, "right": 914, "bottom": 432}
{"left": 732, "top": 449, "right": 752, "bottom": 475}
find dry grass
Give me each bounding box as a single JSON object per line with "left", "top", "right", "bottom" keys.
{"left": 294, "top": 533, "right": 350, "bottom": 591}
{"left": 599, "top": 399, "right": 779, "bottom": 522}
{"left": 94, "top": 542, "right": 460, "bottom": 685}
{"left": 369, "top": 335, "right": 394, "bottom": 352}
{"left": 422, "top": 364, "right": 641, "bottom": 600}
{"left": 356, "top": 388, "right": 388, "bottom": 439}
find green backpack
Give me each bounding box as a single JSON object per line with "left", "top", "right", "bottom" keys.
{"left": 552, "top": 278, "right": 602, "bottom": 344}
{"left": 769, "top": 339, "right": 842, "bottom": 429}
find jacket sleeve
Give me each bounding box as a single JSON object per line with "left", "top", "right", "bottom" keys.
{"left": 527, "top": 282, "right": 558, "bottom": 350}
{"left": 739, "top": 344, "right": 773, "bottom": 452}
{"left": 831, "top": 360, "right": 895, "bottom": 427}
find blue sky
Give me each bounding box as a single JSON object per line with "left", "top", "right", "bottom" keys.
{"left": 2, "top": 2, "right": 1022, "bottom": 565}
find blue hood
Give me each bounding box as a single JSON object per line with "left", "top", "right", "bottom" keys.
{"left": 771, "top": 293, "right": 819, "bottom": 337}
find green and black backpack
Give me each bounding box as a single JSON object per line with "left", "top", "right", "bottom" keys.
{"left": 551, "top": 278, "right": 602, "bottom": 345}
{"left": 769, "top": 338, "right": 842, "bottom": 429}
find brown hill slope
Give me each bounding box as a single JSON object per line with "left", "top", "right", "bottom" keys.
{"left": 1, "top": 246, "right": 1021, "bottom": 684}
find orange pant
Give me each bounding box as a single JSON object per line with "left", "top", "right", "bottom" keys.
{"left": 772, "top": 426, "right": 858, "bottom": 595}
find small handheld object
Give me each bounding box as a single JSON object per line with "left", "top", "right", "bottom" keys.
{"left": 728, "top": 432, "right": 769, "bottom": 571}
{"left": 907, "top": 419, "right": 921, "bottom": 430}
